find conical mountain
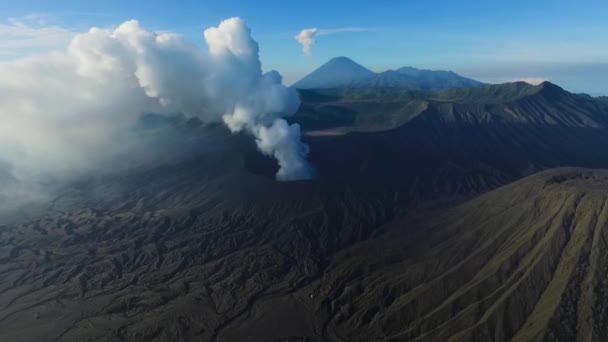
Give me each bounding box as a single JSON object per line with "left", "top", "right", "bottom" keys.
{"left": 291, "top": 56, "right": 375, "bottom": 89}
{"left": 292, "top": 56, "right": 484, "bottom": 90}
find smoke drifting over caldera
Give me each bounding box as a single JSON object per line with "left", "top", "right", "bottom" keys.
{"left": 0, "top": 17, "right": 314, "bottom": 206}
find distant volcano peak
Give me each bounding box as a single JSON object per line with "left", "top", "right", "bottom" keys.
{"left": 292, "top": 56, "right": 483, "bottom": 90}
{"left": 290, "top": 56, "right": 374, "bottom": 89}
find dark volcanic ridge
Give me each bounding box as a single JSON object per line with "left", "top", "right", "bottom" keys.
{"left": 294, "top": 80, "right": 608, "bottom": 133}
{"left": 3, "top": 168, "right": 608, "bottom": 341}
{"left": 220, "top": 168, "right": 608, "bottom": 341}
{"left": 2, "top": 79, "right": 608, "bottom": 341}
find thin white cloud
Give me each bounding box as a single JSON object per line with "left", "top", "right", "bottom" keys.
{"left": 295, "top": 27, "right": 368, "bottom": 56}
{"left": 0, "top": 14, "right": 76, "bottom": 58}
{"left": 317, "top": 27, "right": 369, "bottom": 35}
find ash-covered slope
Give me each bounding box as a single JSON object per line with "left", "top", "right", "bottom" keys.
{"left": 300, "top": 81, "right": 608, "bottom": 202}
{"left": 2, "top": 81, "right": 608, "bottom": 341}
{"left": 0, "top": 131, "right": 401, "bottom": 342}
{"left": 279, "top": 168, "right": 608, "bottom": 341}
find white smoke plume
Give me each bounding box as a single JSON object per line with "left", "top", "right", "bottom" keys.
{"left": 295, "top": 27, "right": 368, "bottom": 56}
{"left": 0, "top": 17, "right": 313, "bottom": 185}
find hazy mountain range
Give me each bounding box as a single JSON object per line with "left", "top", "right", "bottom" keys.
{"left": 291, "top": 56, "right": 484, "bottom": 90}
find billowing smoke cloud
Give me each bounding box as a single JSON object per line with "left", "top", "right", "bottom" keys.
{"left": 295, "top": 27, "right": 368, "bottom": 56}
{"left": 0, "top": 18, "right": 313, "bottom": 186}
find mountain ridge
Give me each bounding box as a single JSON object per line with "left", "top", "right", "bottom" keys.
{"left": 293, "top": 80, "right": 608, "bottom": 134}
{"left": 280, "top": 167, "right": 608, "bottom": 342}
{"left": 292, "top": 56, "right": 484, "bottom": 90}
{"left": 291, "top": 56, "right": 375, "bottom": 89}
{"left": 3, "top": 74, "right": 608, "bottom": 341}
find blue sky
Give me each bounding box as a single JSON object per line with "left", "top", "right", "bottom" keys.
{"left": 1, "top": 0, "right": 607, "bottom": 94}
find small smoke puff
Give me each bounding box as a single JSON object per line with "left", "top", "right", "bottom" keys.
{"left": 0, "top": 17, "right": 313, "bottom": 183}
{"left": 295, "top": 27, "right": 368, "bottom": 55}
{"left": 295, "top": 28, "right": 318, "bottom": 56}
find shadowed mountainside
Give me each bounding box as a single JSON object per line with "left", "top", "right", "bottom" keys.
{"left": 221, "top": 168, "right": 608, "bottom": 341}
{"left": 4, "top": 167, "right": 608, "bottom": 341}
{"left": 2, "top": 81, "right": 608, "bottom": 341}
{"left": 294, "top": 81, "right": 608, "bottom": 133}
{"left": 0, "top": 133, "right": 402, "bottom": 342}
{"left": 299, "top": 82, "right": 608, "bottom": 202}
